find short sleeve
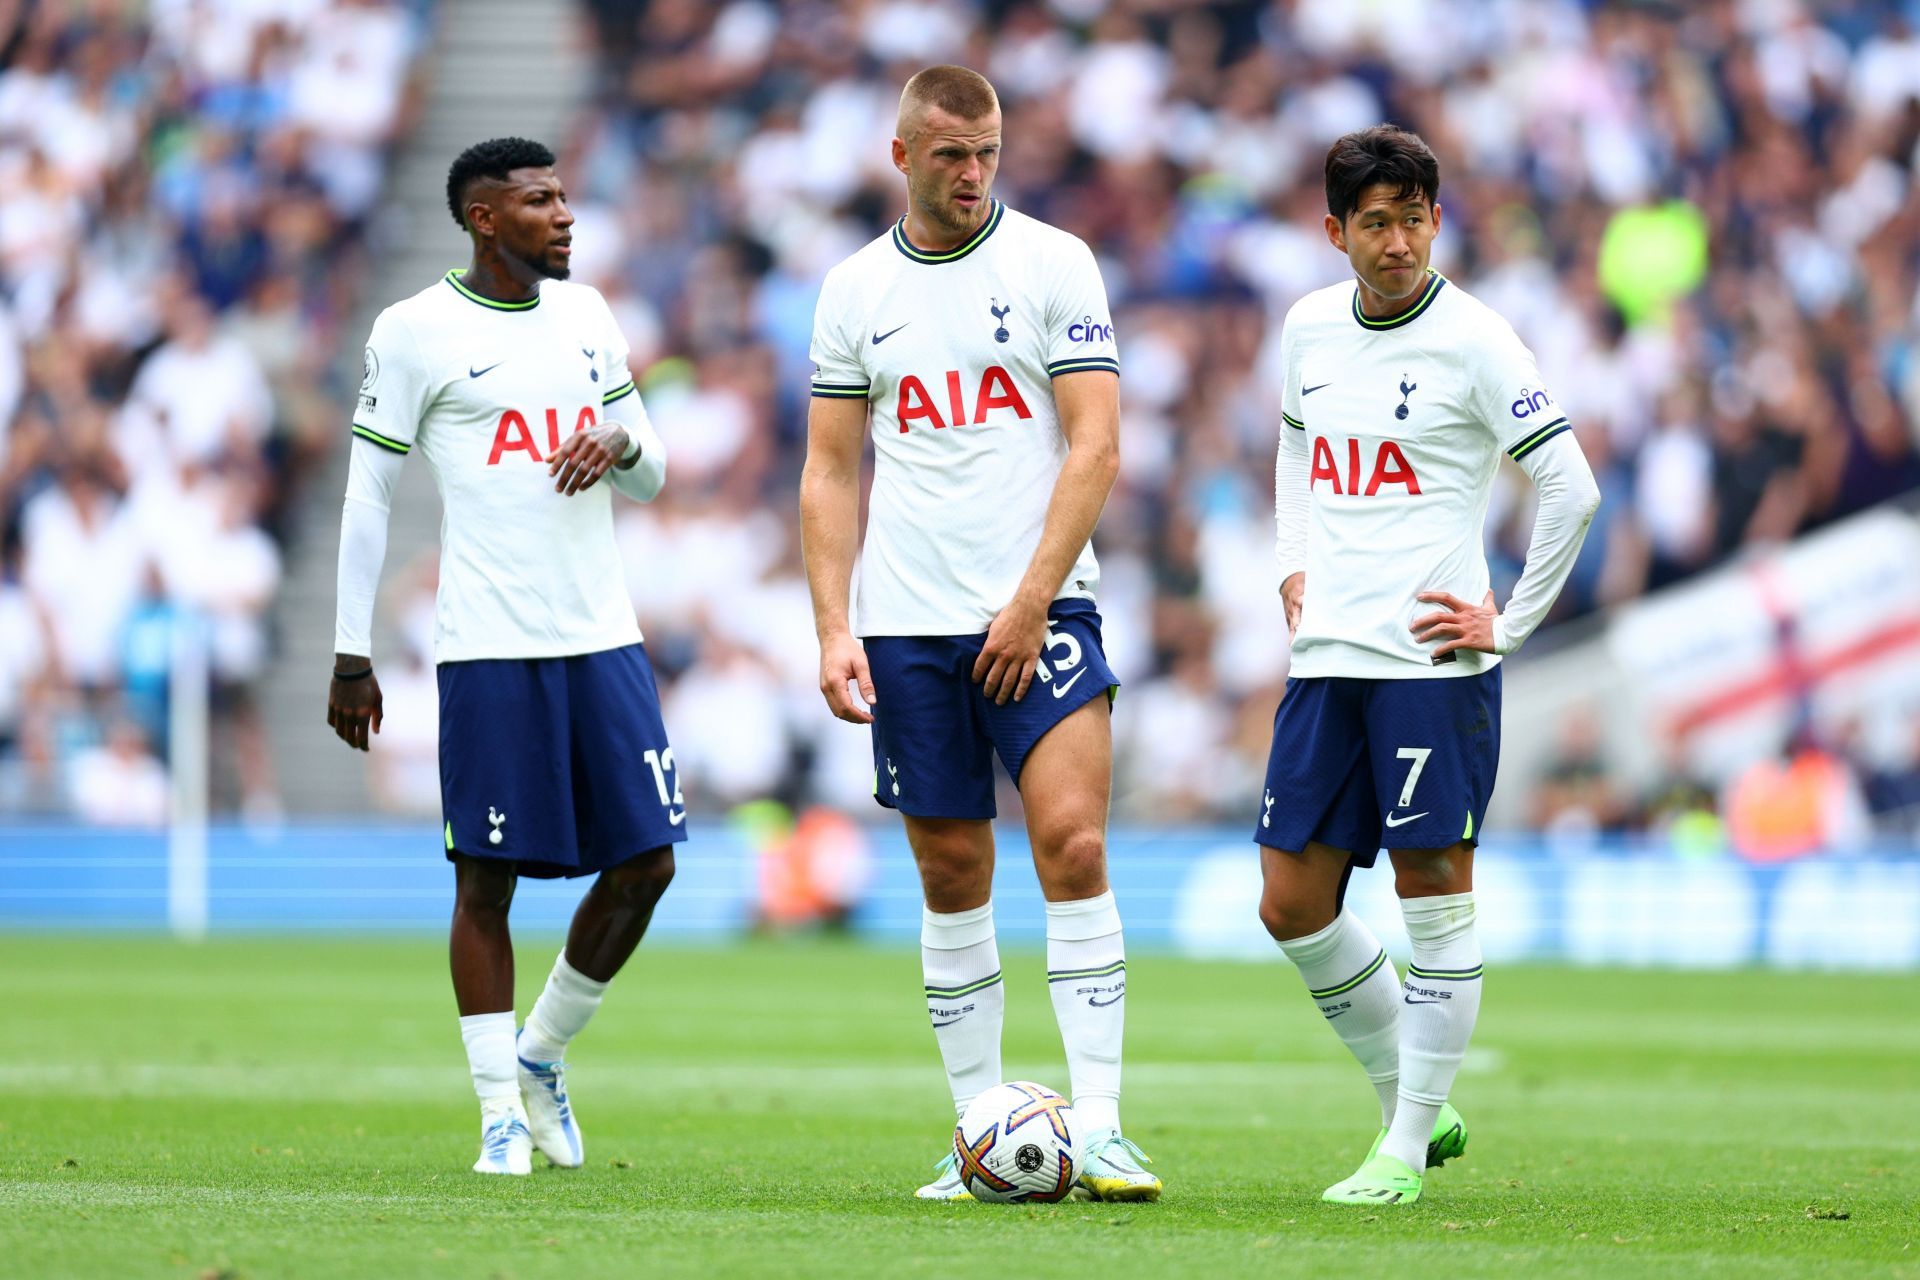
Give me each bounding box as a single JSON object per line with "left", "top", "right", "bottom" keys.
{"left": 351, "top": 308, "right": 432, "bottom": 455}
{"left": 809, "top": 269, "right": 870, "bottom": 400}
{"left": 1043, "top": 237, "right": 1119, "bottom": 378}
{"left": 597, "top": 295, "right": 638, "bottom": 413}
{"left": 1475, "top": 321, "right": 1571, "bottom": 461}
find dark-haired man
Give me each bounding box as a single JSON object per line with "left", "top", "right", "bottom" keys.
{"left": 1257, "top": 125, "right": 1600, "bottom": 1205}
{"left": 327, "top": 137, "right": 680, "bottom": 1176}
{"left": 800, "top": 65, "right": 1159, "bottom": 1202}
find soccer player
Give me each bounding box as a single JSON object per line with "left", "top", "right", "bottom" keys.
{"left": 1258, "top": 125, "right": 1601, "bottom": 1206}
{"left": 327, "top": 138, "right": 681, "bottom": 1176}
{"left": 799, "top": 66, "right": 1160, "bottom": 1202}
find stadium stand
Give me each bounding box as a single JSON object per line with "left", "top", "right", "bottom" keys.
{"left": 0, "top": 0, "right": 427, "bottom": 818}
{"left": 4, "top": 0, "right": 1917, "bottom": 844}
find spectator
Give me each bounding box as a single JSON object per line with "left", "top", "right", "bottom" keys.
{"left": 69, "top": 716, "right": 169, "bottom": 827}
{"left": 0, "top": 1, "right": 423, "bottom": 818}
{"left": 545, "top": 0, "right": 1920, "bottom": 826}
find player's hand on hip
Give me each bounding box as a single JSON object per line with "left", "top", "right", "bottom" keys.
{"left": 818, "top": 631, "right": 877, "bottom": 724}
{"left": 548, "top": 423, "right": 630, "bottom": 496}
{"left": 1281, "top": 571, "right": 1305, "bottom": 635}
{"left": 326, "top": 659, "right": 384, "bottom": 752}
{"left": 972, "top": 597, "right": 1048, "bottom": 706}
{"left": 1411, "top": 589, "right": 1499, "bottom": 658}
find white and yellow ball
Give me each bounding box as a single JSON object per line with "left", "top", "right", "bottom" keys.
{"left": 952, "top": 1081, "right": 1081, "bottom": 1203}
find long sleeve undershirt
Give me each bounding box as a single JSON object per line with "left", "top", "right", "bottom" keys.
{"left": 333, "top": 438, "right": 404, "bottom": 657}
{"left": 1492, "top": 430, "right": 1601, "bottom": 654}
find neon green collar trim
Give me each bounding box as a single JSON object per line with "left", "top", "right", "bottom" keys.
{"left": 1351, "top": 269, "right": 1446, "bottom": 331}
{"left": 891, "top": 201, "right": 1004, "bottom": 265}
{"left": 444, "top": 269, "right": 541, "bottom": 311}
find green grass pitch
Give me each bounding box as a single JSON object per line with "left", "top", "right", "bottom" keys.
{"left": 2, "top": 936, "right": 1915, "bottom": 1278}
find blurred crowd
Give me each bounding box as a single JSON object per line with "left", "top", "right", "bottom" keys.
{"left": 7, "top": 0, "right": 1919, "bottom": 846}
{"left": 0, "top": 0, "right": 424, "bottom": 820}
{"left": 474, "top": 0, "right": 1919, "bottom": 839}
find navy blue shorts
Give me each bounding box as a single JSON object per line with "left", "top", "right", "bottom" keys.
{"left": 865, "top": 600, "right": 1118, "bottom": 820}
{"left": 438, "top": 643, "right": 687, "bottom": 879}
{"left": 1253, "top": 669, "right": 1501, "bottom": 864}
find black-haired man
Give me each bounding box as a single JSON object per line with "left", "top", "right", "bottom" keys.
{"left": 1256, "top": 125, "right": 1601, "bottom": 1205}
{"left": 328, "top": 137, "right": 680, "bottom": 1175}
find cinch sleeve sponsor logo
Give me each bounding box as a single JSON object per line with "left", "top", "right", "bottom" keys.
{"left": 1066, "top": 315, "right": 1114, "bottom": 343}
{"left": 1510, "top": 387, "right": 1556, "bottom": 418}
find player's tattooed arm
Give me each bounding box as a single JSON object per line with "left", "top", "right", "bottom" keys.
{"left": 547, "top": 422, "right": 631, "bottom": 495}
{"left": 974, "top": 369, "right": 1120, "bottom": 705}
{"left": 800, "top": 393, "right": 877, "bottom": 725}
{"left": 326, "top": 653, "right": 383, "bottom": 752}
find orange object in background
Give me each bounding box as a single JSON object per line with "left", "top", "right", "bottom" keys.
{"left": 751, "top": 804, "right": 874, "bottom": 930}
{"left": 1723, "top": 746, "right": 1871, "bottom": 863}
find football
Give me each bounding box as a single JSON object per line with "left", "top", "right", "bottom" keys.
{"left": 952, "top": 1081, "right": 1082, "bottom": 1203}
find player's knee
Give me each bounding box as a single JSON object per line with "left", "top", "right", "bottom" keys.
{"left": 453, "top": 858, "right": 516, "bottom": 918}
{"left": 917, "top": 851, "right": 987, "bottom": 904}
{"left": 1035, "top": 827, "right": 1106, "bottom": 898}
{"left": 911, "top": 829, "right": 990, "bottom": 906}
{"left": 1258, "top": 892, "right": 1332, "bottom": 942}
{"left": 1392, "top": 848, "right": 1469, "bottom": 899}
{"left": 603, "top": 847, "right": 675, "bottom": 906}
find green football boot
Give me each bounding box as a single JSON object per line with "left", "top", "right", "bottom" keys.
{"left": 1322, "top": 1152, "right": 1422, "bottom": 1205}
{"left": 1362, "top": 1101, "right": 1468, "bottom": 1168}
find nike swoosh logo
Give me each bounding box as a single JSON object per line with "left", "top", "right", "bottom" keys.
{"left": 667, "top": 809, "right": 687, "bottom": 826}
{"left": 871, "top": 323, "right": 909, "bottom": 345}
{"left": 1302, "top": 382, "right": 1330, "bottom": 395}
{"left": 1383, "top": 811, "right": 1429, "bottom": 828}
{"left": 1051, "top": 667, "right": 1089, "bottom": 699}
{"left": 1404, "top": 997, "right": 1441, "bottom": 1005}
{"left": 931, "top": 1018, "right": 962, "bottom": 1028}
{"left": 1322, "top": 1009, "right": 1348, "bottom": 1019}
{"left": 470, "top": 362, "right": 503, "bottom": 378}
{"left": 1087, "top": 994, "right": 1123, "bottom": 1008}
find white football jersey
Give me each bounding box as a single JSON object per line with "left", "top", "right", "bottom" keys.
{"left": 1277, "top": 270, "right": 1570, "bottom": 679}
{"left": 352, "top": 271, "right": 649, "bottom": 662}
{"left": 810, "top": 201, "right": 1119, "bottom": 637}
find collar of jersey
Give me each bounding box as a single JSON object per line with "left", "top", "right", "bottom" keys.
{"left": 444, "top": 269, "right": 541, "bottom": 311}
{"left": 1351, "top": 269, "right": 1445, "bottom": 331}
{"left": 891, "top": 200, "right": 1004, "bottom": 265}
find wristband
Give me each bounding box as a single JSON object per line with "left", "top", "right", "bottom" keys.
{"left": 333, "top": 665, "right": 373, "bottom": 682}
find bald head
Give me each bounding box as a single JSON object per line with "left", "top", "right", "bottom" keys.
{"left": 897, "top": 64, "right": 1000, "bottom": 145}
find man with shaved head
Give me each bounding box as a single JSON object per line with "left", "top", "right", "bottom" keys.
{"left": 801, "top": 67, "right": 1161, "bottom": 1202}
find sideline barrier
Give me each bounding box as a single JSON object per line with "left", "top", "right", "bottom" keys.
{"left": 2, "top": 824, "right": 1915, "bottom": 969}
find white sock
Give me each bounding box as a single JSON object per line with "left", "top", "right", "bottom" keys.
{"left": 1276, "top": 910, "right": 1401, "bottom": 1127}
{"left": 1380, "top": 892, "right": 1482, "bottom": 1174}
{"left": 922, "top": 903, "right": 1004, "bottom": 1117}
{"left": 459, "top": 1011, "right": 520, "bottom": 1122}
{"left": 519, "top": 951, "right": 608, "bottom": 1064}
{"left": 1045, "top": 890, "right": 1125, "bottom": 1138}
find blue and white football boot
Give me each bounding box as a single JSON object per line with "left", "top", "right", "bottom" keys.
{"left": 516, "top": 1030, "right": 584, "bottom": 1168}
{"left": 472, "top": 1108, "right": 533, "bottom": 1176}
{"left": 915, "top": 1150, "right": 973, "bottom": 1201}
